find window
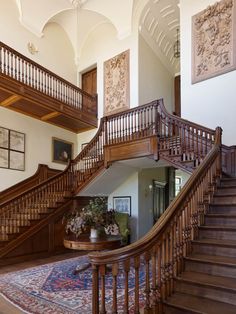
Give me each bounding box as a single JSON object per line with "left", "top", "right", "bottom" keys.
{"left": 175, "top": 176, "right": 182, "bottom": 196}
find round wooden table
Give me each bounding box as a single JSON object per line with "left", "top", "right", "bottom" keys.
{"left": 64, "top": 234, "right": 122, "bottom": 274}
{"left": 64, "top": 234, "right": 121, "bottom": 251}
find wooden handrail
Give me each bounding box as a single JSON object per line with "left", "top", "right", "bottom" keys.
{"left": 0, "top": 164, "right": 61, "bottom": 204}
{"left": 89, "top": 127, "right": 222, "bottom": 313}
{"left": 0, "top": 99, "right": 218, "bottom": 245}
{"left": 0, "top": 41, "right": 97, "bottom": 115}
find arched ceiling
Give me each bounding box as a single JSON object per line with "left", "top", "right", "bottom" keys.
{"left": 139, "top": 0, "right": 180, "bottom": 74}
{"left": 16, "top": 0, "right": 179, "bottom": 74}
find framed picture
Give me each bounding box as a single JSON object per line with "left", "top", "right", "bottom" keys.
{"left": 52, "top": 137, "right": 73, "bottom": 164}
{"left": 113, "top": 196, "right": 131, "bottom": 216}
{"left": 0, "top": 127, "right": 9, "bottom": 148}
{"left": 10, "top": 130, "right": 25, "bottom": 152}
{"left": 0, "top": 127, "right": 25, "bottom": 171}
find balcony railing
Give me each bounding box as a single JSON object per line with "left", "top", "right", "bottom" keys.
{"left": 0, "top": 41, "right": 97, "bottom": 116}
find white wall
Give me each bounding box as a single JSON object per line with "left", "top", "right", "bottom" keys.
{"left": 138, "top": 167, "right": 167, "bottom": 238}
{"left": 0, "top": 0, "right": 77, "bottom": 84}
{"left": 139, "top": 35, "right": 174, "bottom": 113}
{"left": 108, "top": 172, "right": 139, "bottom": 242}
{"left": 78, "top": 22, "right": 139, "bottom": 119}
{"left": 0, "top": 108, "right": 77, "bottom": 191}
{"left": 107, "top": 166, "right": 168, "bottom": 242}
{"left": 180, "top": 0, "right": 236, "bottom": 146}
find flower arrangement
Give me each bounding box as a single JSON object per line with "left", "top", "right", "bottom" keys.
{"left": 64, "top": 197, "right": 118, "bottom": 238}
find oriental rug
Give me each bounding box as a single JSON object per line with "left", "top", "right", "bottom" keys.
{"left": 0, "top": 255, "right": 145, "bottom": 314}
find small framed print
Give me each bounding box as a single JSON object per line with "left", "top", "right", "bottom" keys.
{"left": 10, "top": 130, "right": 25, "bottom": 152}
{"left": 52, "top": 137, "right": 73, "bottom": 164}
{"left": 0, "top": 127, "right": 25, "bottom": 171}
{"left": 0, "top": 127, "right": 9, "bottom": 149}
{"left": 0, "top": 148, "right": 9, "bottom": 169}
{"left": 10, "top": 151, "right": 25, "bottom": 171}
{"left": 113, "top": 196, "right": 131, "bottom": 216}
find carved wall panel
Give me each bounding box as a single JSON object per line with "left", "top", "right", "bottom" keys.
{"left": 192, "top": 0, "right": 236, "bottom": 83}
{"left": 104, "top": 50, "right": 130, "bottom": 115}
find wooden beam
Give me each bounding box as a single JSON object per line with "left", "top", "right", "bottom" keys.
{"left": 0, "top": 95, "right": 22, "bottom": 107}
{"left": 41, "top": 111, "right": 61, "bottom": 121}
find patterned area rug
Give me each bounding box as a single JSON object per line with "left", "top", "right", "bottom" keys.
{"left": 0, "top": 256, "right": 145, "bottom": 313}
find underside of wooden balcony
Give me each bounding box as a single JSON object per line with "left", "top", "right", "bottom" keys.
{"left": 0, "top": 74, "right": 97, "bottom": 133}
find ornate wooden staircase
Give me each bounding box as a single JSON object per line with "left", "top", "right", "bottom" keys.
{"left": 0, "top": 100, "right": 217, "bottom": 264}
{"left": 2, "top": 98, "right": 236, "bottom": 313}
{"left": 163, "top": 176, "right": 236, "bottom": 313}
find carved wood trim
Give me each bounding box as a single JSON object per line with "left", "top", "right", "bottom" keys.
{"left": 104, "top": 136, "right": 158, "bottom": 166}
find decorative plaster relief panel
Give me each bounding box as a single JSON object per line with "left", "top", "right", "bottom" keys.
{"left": 192, "top": 0, "right": 236, "bottom": 83}
{"left": 104, "top": 50, "right": 130, "bottom": 116}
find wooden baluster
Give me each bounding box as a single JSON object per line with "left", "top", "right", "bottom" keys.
{"left": 123, "top": 259, "right": 130, "bottom": 314}
{"left": 112, "top": 263, "right": 119, "bottom": 314}
{"left": 150, "top": 247, "right": 158, "bottom": 313}
{"left": 92, "top": 264, "right": 99, "bottom": 314}
{"left": 160, "top": 236, "right": 166, "bottom": 303}
{"left": 166, "top": 232, "right": 171, "bottom": 298}
{"left": 144, "top": 252, "right": 151, "bottom": 313}
{"left": 99, "top": 265, "right": 106, "bottom": 314}
{"left": 133, "top": 256, "right": 140, "bottom": 313}
{"left": 6, "top": 49, "right": 10, "bottom": 75}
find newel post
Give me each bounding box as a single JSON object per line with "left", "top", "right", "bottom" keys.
{"left": 92, "top": 263, "right": 100, "bottom": 314}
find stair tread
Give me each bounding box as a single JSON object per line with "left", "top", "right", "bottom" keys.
{"left": 210, "top": 203, "right": 236, "bottom": 207}
{"left": 200, "top": 225, "right": 236, "bottom": 230}
{"left": 165, "top": 292, "right": 236, "bottom": 314}
{"left": 185, "top": 253, "right": 236, "bottom": 266}
{"left": 205, "top": 213, "right": 236, "bottom": 217}
{"left": 177, "top": 271, "right": 236, "bottom": 291}
{"left": 192, "top": 238, "right": 236, "bottom": 247}
{"left": 214, "top": 194, "right": 236, "bottom": 198}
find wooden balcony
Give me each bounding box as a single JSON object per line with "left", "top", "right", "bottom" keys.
{"left": 0, "top": 42, "right": 98, "bottom": 133}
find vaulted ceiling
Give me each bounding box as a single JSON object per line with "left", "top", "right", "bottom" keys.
{"left": 16, "top": 0, "right": 180, "bottom": 74}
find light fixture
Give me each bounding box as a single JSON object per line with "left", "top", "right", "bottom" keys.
{"left": 173, "top": 28, "right": 180, "bottom": 58}
{"left": 27, "top": 42, "right": 38, "bottom": 55}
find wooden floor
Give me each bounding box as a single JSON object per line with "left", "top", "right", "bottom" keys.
{"left": 0, "top": 251, "right": 86, "bottom": 314}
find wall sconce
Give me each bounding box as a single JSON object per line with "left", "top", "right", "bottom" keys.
{"left": 27, "top": 42, "right": 38, "bottom": 55}
{"left": 145, "top": 184, "right": 153, "bottom": 197}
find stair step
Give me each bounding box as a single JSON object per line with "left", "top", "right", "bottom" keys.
{"left": 205, "top": 214, "right": 236, "bottom": 225}
{"left": 192, "top": 238, "right": 236, "bottom": 257}
{"left": 209, "top": 203, "right": 236, "bottom": 214}
{"left": 184, "top": 254, "right": 236, "bottom": 278}
{"left": 215, "top": 186, "right": 236, "bottom": 195}
{"left": 220, "top": 178, "right": 236, "bottom": 187}
{"left": 164, "top": 292, "right": 236, "bottom": 314}
{"left": 199, "top": 225, "right": 236, "bottom": 240}
{"left": 175, "top": 271, "right": 236, "bottom": 305}
{"left": 212, "top": 194, "right": 236, "bottom": 204}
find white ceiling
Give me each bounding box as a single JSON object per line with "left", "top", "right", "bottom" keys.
{"left": 139, "top": 0, "right": 180, "bottom": 74}
{"left": 17, "top": 0, "right": 180, "bottom": 74}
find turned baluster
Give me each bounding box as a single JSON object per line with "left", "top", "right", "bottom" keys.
{"left": 112, "top": 263, "right": 119, "bottom": 314}
{"left": 92, "top": 264, "right": 99, "bottom": 314}
{"left": 144, "top": 252, "right": 151, "bottom": 312}
{"left": 123, "top": 259, "right": 130, "bottom": 313}
{"left": 161, "top": 236, "right": 166, "bottom": 301}
{"left": 134, "top": 256, "right": 140, "bottom": 313}
{"left": 150, "top": 247, "right": 158, "bottom": 312}
{"left": 100, "top": 265, "right": 106, "bottom": 314}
